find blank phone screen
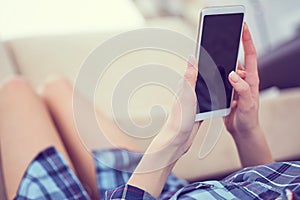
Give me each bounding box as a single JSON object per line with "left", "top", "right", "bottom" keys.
{"left": 196, "top": 13, "right": 244, "bottom": 113}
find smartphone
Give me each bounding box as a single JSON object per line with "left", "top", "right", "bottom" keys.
{"left": 195, "top": 5, "right": 245, "bottom": 121}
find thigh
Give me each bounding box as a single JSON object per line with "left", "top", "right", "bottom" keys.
{"left": 41, "top": 78, "right": 139, "bottom": 151}
{"left": 40, "top": 78, "right": 142, "bottom": 199}
{"left": 41, "top": 78, "right": 101, "bottom": 199}
{"left": 0, "top": 77, "right": 74, "bottom": 199}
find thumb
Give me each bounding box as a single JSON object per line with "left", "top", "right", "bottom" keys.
{"left": 228, "top": 71, "right": 252, "bottom": 107}
{"left": 184, "top": 55, "right": 198, "bottom": 88}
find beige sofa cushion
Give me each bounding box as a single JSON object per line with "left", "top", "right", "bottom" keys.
{"left": 6, "top": 33, "right": 117, "bottom": 87}
{"left": 260, "top": 88, "right": 300, "bottom": 161}
{"left": 6, "top": 31, "right": 192, "bottom": 116}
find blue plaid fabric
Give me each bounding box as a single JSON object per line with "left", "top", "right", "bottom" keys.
{"left": 93, "top": 148, "right": 188, "bottom": 199}
{"left": 15, "top": 147, "right": 187, "bottom": 200}
{"left": 108, "top": 162, "right": 300, "bottom": 200}
{"left": 15, "top": 146, "right": 300, "bottom": 199}
{"left": 15, "top": 147, "right": 89, "bottom": 200}
{"left": 222, "top": 161, "right": 300, "bottom": 199}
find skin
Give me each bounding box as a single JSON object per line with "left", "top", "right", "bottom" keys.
{"left": 0, "top": 77, "right": 75, "bottom": 200}
{"left": 128, "top": 23, "right": 274, "bottom": 198}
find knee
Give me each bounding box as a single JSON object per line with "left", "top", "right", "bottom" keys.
{"left": 0, "top": 75, "right": 32, "bottom": 95}
{"left": 39, "top": 76, "right": 72, "bottom": 99}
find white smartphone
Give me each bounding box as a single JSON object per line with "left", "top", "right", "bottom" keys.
{"left": 195, "top": 5, "right": 245, "bottom": 121}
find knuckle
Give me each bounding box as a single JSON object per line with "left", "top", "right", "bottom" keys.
{"left": 236, "top": 81, "right": 250, "bottom": 93}
{"left": 184, "top": 71, "right": 196, "bottom": 83}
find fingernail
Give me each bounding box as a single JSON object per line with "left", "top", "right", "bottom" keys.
{"left": 188, "top": 55, "right": 195, "bottom": 67}
{"left": 229, "top": 71, "right": 239, "bottom": 83}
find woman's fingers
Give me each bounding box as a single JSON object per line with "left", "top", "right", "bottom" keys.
{"left": 168, "top": 55, "right": 199, "bottom": 134}
{"left": 237, "top": 60, "right": 244, "bottom": 70}
{"left": 237, "top": 69, "right": 246, "bottom": 79}
{"left": 242, "top": 23, "right": 257, "bottom": 76}
{"left": 184, "top": 55, "right": 198, "bottom": 88}
{"left": 179, "top": 55, "right": 198, "bottom": 105}
{"left": 228, "top": 71, "right": 252, "bottom": 109}
{"left": 242, "top": 23, "right": 260, "bottom": 96}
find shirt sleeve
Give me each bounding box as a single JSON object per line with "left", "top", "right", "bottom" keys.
{"left": 105, "top": 184, "right": 156, "bottom": 200}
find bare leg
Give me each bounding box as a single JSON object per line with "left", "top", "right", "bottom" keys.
{"left": 0, "top": 77, "right": 75, "bottom": 200}
{"left": 40, "top": 78, "right": 143, "bottom": 199}
{"left": 41, "top": 79, "right": 101, "bottom": 199}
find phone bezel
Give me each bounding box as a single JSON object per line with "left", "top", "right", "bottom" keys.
{"left": 195, "top": 5, "right": 245, "bottom": 122}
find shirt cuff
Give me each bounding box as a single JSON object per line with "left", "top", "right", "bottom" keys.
{"left": 105, "top": 184, "right": 156, "bottom": 200}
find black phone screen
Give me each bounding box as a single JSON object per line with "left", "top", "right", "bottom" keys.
{"left": 196, "top": 13, "right": 244, "bottom": 113}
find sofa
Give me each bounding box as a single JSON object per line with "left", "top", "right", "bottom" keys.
{"left": 1, "top": 25, "right": 300, "bottom": 175}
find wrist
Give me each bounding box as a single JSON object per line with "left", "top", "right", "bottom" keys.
{"left": 152, "top": 124, "right": 185, "bottom": 150}
{"left": 130, "top": 128, "right": 181, "bottom": 175}
{"left": 231, "top": 124, "right": 262, "bottom": 141}
{"left": 128, "top": 148, "right": 176, "bottom": 198}
{"left": 128, "top": 163, "right": 175, "bottom": 198}
{"left": 231, "top": 125, "right": 274, "bottom": 167}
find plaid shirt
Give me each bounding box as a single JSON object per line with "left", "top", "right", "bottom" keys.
{"left": 106, "top": 162, "right": 300, "bottom": 200}
{"left": 15, "top": 147, "right": 300, "bottom": 200}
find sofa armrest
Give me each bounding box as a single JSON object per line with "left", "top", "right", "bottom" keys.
{"left": 258, "top": 34, "right": 300, "bottom": 90}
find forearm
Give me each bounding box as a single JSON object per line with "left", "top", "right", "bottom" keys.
{"left": 233, "top": 126, "right": 274, "bottom": 167}
{"left": 128, "top": 162, "right": 175, "bottom": 199}
{"left": 127, "top": 128, "right": 181, "bottom": 198}
{"left": 127, "top": 55, "right": 199, "bottom": 198}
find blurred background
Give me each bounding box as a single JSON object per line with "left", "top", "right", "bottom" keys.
{"left": 1, "top": 0, "right": 300, "bottom": 198}
{"left": 1, "top": 0, "right": 300, "bottom": 89}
